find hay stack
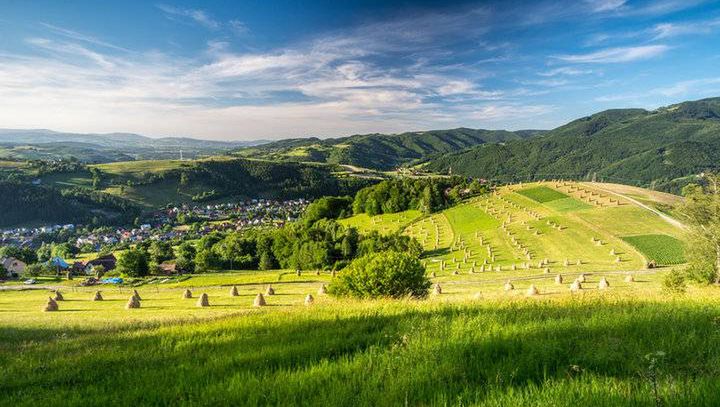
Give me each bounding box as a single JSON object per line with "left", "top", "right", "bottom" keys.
{"left": 452, "top": 270, "right": 459, "bottom": 275}
{"left": 132, "top": 290, "right": 142, "bottom": 301}
{"left": 577, "top": 273, "right": 586, "bottom": 283}
{"left": 230, "top": 286, "right": 239, "bottom": 296}
{"left": 432, "top": 283, "right": 442, "bottom": 295}
{"left": 265, "top": 285, "right": 275, "bottom": 295}
{"left": 253, "top": 293, "right": 266, "bottom": 307}
{"left": 125, "top": 295, "right": 140, "bottom": 309}
{"left": 625, "top": 274, "right": 635, "bottom": 283}
{"left": 430, "top": 271, "right": 436, "bottom": 278}
{"left": 598, "top": 277, "right": 610, "bottom": 289}
{"left": 304, "top": 294, "right": 314, "bottom": 306}
{"left": 570, "top": 280, "right": 582, "bottom": 292}
{"left": 504, "top": 281, "right": 514, "bottom": 291}
{"left": 563, "top": 259, "right": 569, "bottom": 267}
{"left": 472, "top": 292, "right": 483, "bottom": 300}
{"left": 544, "top": 267, "right": 551, "bottom": 274}
{"left": 53, "top": 290, "right": 64, "bottom": 301}
{"left": 555, "top": 274, "right": 563, "bottom": 284}
{"left": 526, "top": 284, "right": 539, "bottom": 296}
{"left": 610, "top": 248, "right": 616, "bottom": 256}
{"left": 296, "top": 269, "right": 301, "bottom": 276}
{"left": 182, "top": 289, "right": 193, "bottom": 299}
{"left": 92, "top": 291, "right": 103, "bottom": 301}
{"left": 197, "top": 293, "right": 210, "bottom": 307}
{"left": 43, "top": 297, "right": 58, "bottom": 312}
{"left": 318, "top": 284, "right": 327, "bottom": 295}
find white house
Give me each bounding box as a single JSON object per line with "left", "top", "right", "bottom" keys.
{"left": 1, "top": 257, "right": 26, "bottom": 277}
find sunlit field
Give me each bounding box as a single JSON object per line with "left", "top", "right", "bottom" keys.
{"left": 1, "top": 269, "right": 719, "bottom": 406}
{"left": 2, "top": 181, "right": 712, "bottom": 406}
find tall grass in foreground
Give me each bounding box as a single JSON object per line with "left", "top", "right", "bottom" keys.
{"left": 1, "top": 296, "right": 719, "bottom": 406}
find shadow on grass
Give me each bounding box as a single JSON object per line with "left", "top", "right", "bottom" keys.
{"left": 1, "top": 300, "right": 719, "bottom": 405}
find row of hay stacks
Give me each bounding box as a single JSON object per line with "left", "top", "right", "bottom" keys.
{"left": 42, "top": 285, "right": 328, "bottom": 312}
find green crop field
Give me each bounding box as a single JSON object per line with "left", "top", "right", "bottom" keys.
{"left": 517, "top": 186, "right": 568, "bottom": 203}
{"left": 622, "top": 234, "right": 686, "bottom": 265}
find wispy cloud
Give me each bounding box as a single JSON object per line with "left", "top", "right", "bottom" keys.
{"left": 156, "top": 4, "right": 221, "bottom": 30}
{"left": 556, "top": 45, "right": 669, "bottom": 63}
{"left": 539, "top": 67, "right": 594, "bottom": 76}
{"left": 651, "top": 18, "right": 720, "bottom": 39}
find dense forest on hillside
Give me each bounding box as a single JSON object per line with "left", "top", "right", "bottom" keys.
{"left": 0, "top": 181, "right": 141, "bottom": 227}
{"left": 425, "top": 98, "right": 720, "bottom": 193}
{"left": 236, "top": 128, "right": 544, "bottom": 170}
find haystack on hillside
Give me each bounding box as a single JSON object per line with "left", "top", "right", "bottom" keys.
{"left": 230, "top": 286, "right": 239, "bottom": 297}
{"left": 132, "top": 290, "right": 141, "bottom": 301}
{"left": 253, "top": 293, "right": 266, "bottom": 307}
{"left": 598, "top": 277, "right": 610, "bottom": 289}
{"left": 92, "top": 291, "right": 103, "bottom": 301}
{"left": 197, "top": 293, "right": 210, "bottom": 307}
{"left": 432, "top": 283, "right": 442, "bottom": 295}
{"left": 504, "top": 281, "right": 514, "bottom": 291}
{"left": 570, "top": 280, "right": 582, "bottom": 292}
{"left": 265, "top": 285, "right": 275, "bottom": 296}
{"left": 53, "top": 290, "right": 64, "bottom": 301}
{"left": 43, "top": 297, "right": 58, "bottom": 312}
{"left": 304, "top": 294, "right": 314, "bottom": 306}
{"left": 555, "top": 274, "right": 563, "bottom": 284}
{"left": 625, "top": 274, "right": 635, "bottom": 283}
{"left": 182, "top": 289, "right": 193, "bottom": 299}
{"left": 126, "top": 295, "right": 140, "bottom": 309}
{"left": 318, "top": 284, "right": 327, "bottom": 295}
{"left": 526, "top": 284, "right": 539, "bottom": 296}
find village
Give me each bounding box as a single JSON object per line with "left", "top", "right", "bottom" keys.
{"left": 0, "top": 198, "right": 309, "bottom": 279}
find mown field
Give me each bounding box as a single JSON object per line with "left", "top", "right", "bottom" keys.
{"left": 1, "top": 271, "right": 719, "bottom": 406}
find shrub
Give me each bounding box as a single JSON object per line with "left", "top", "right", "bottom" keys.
{"left": 663, "top": 270, "right": 687, "bottom": 294}
{"left": 328, "top": 251, "right": 430, "bottom": 299}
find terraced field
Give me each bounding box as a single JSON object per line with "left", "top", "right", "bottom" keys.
{"left": 402, "top": 181, "right": 687, "bottom": 286}
{"left": 339, "top": 210, "right": 422, "bottom": 235}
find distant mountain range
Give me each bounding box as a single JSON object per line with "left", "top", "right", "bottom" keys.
{"left": 424, "top": 97, "right": 720, "bottom": 192}
{"left": 235, "top": 128, "right": 546, "bottom": 170}
{"left": 0, "top": 129, "right": 267, "bottom": 162}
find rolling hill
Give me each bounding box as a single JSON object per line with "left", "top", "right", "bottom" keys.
{"left": 424, "top": 98, "right": 720, "bottom": 193}
{"left": 0, "top": 129, "right": 265, "bottom": 162}
{"left": 235, "top": 128, "right": 545, "bottom": 170}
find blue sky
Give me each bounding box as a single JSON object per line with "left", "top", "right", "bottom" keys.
{"left": 0, "top": 0, "right": 719, "bottom": 140}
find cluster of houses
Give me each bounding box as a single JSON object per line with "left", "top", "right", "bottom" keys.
{"left": 151, "top": 198, "right": 309, "bottom": 225}
{"left": 1, "top": 198, "right": 310, "bottom": 279}
{"left": 1, "top": 224, "right": 75, "bottom": 248}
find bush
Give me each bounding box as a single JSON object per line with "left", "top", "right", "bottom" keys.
{"left": 328, "top": 251, "right": 430, "bottom": 299}
{"left": 663, "top": 270, "right": 687, "bottom": 294}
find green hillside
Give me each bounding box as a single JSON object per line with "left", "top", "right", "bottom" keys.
{"left": 236, "top": 128, "right": 544, "bottom": 170}
{"left": 359, "top": 181, "right": 688, "bottom": 274}
{"left": 424, "top": 98, "right": 720, "bottom": 193}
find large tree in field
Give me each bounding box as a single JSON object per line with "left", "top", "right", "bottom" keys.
{"left": 679, "top": 173, "right": 720, "bottom": 284}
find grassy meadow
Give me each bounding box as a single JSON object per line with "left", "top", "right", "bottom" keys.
{"left": 2, "top": 181, "right": 714, "bottom": 406}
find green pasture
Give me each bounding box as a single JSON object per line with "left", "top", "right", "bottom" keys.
{"left": 517, "top": 186, "right": 568, "bottom": 203}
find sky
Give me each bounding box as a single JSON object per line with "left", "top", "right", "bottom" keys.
{"left": 0, "top": 0, "right": 719, "bottom": 140}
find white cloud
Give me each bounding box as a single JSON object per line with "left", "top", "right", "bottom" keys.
{"left": 156, "top": 4, "right": 221, "bottom": 30}
{"left": 556, "top": 45, "right": 669, "bottom": 64}
{"left": 586, "top": 0, "right": 627, "bottom": 13}
{"left": 539, "top": 67, "right": 593, "bottom": 76}
{"left": 651, "top": 18, "right": 720, "bottom": 39}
